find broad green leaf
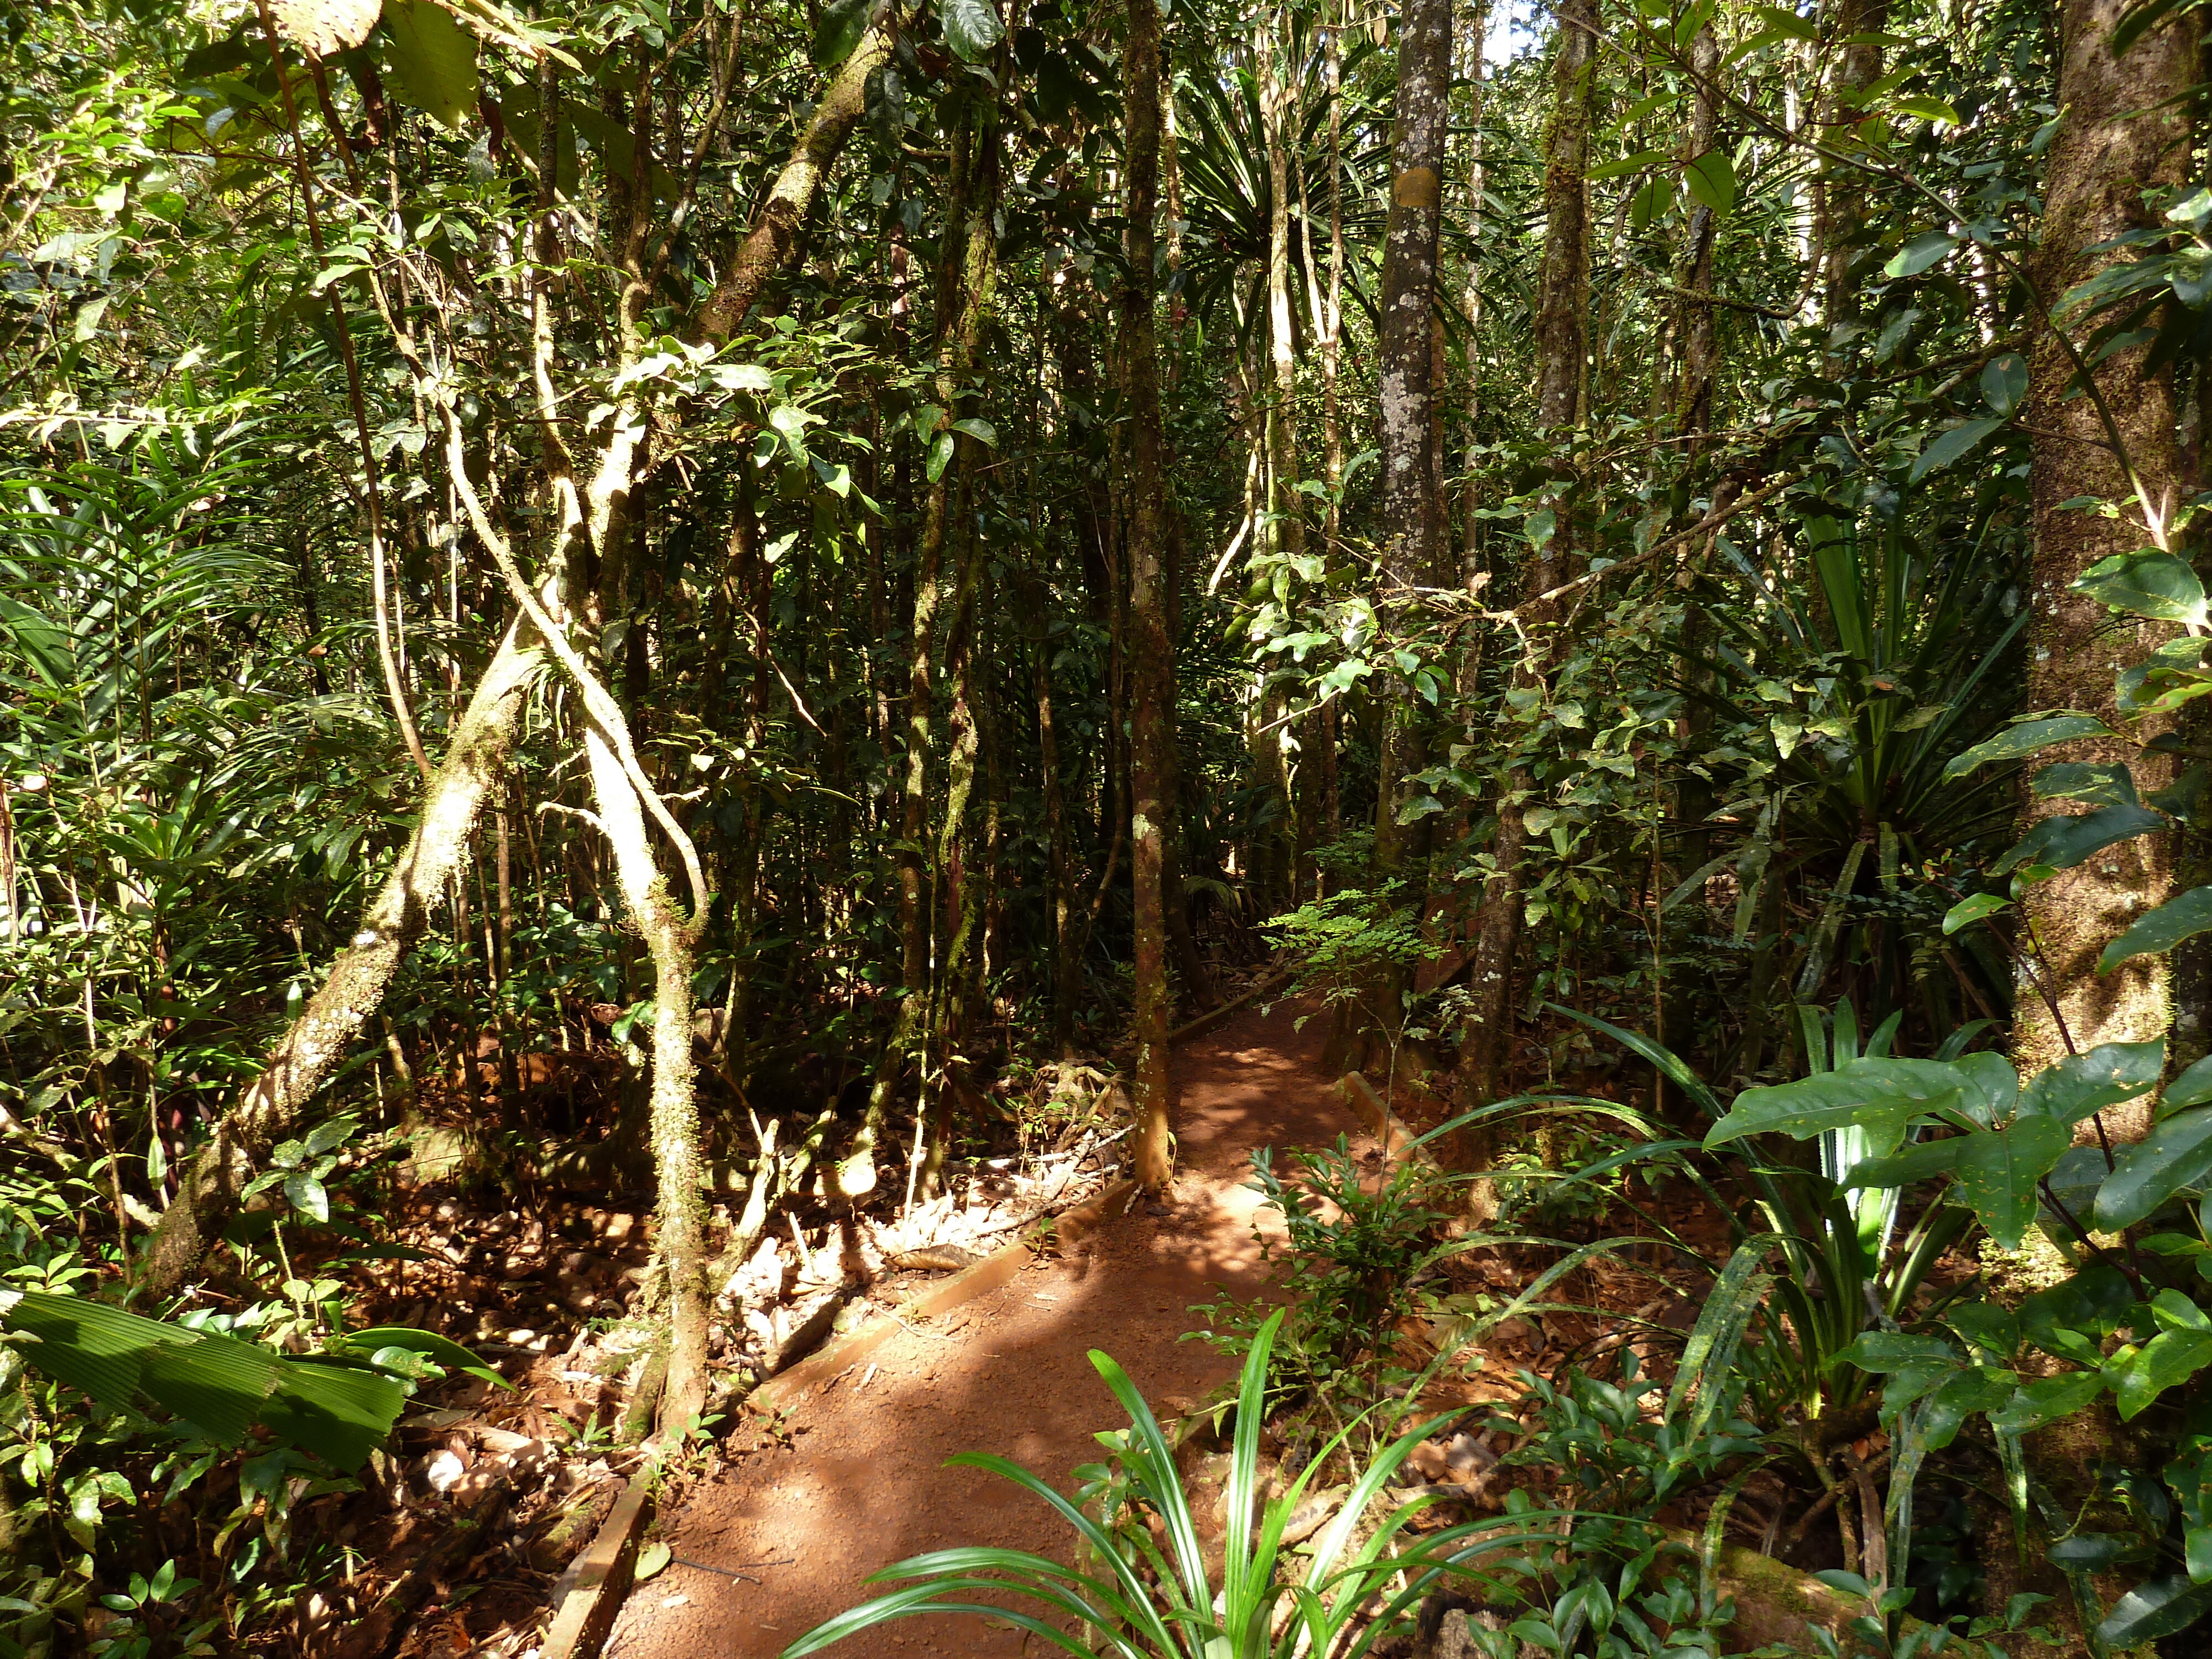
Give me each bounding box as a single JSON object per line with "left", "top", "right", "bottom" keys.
{"left": 1943, "top": 714, "right": 2120, "bottom": 780}
{"left": 139, "top": 1336, "right": 283, "bottom": 1446}
{"left": 2074, "top": 548, "right": 2211, "bottom": 627}
{"left": 1908, "top": 417, "right": 2004, "bottom": 484}
{"left": 811, "top": 0, "right": 872, "bottom": 64}
{"left": 1953, "top": 1050, "right": 2023, "bottom": 1125}
{"left": 1891, "top": 95, "right": 1961, "bottom": 124}
{"left": 635, "top": 1541, "right": 672, "bottom": 1580}
{"left": 950, "top": 417, "right": 998, "bottom": 446}
{"left": 1980, "top": 351, "right": 2029, "bottom": 415}
{"left": 2096, "top": 1106, "right": 2212, "bottom": 1230}
{"left": 1589, "top": 150, "right": 1669, "bottom": 181}
{"left": 1835, "top": 1331, "right": 1959, "bottom": 1373}
{"left": 1683, "top": 150, "right": 1735, "bottom": 218}
{"left": 2031, "top": 760, "right": 2137, "bottom": 807}
{"left": 2021, "top": 1040, "right": 2164, "bottom": 1125}
{"left": 380, "top": 0, "right": 478, "bottom": 131}
{"left": 2100, "top": 885, "right": 2212, "bottom": 973}
{"left": 926, "top": 430, "right": 955, "bottom": 482}
{"left": 941, "top": 0, "right": 1004, "bottom": 62}
{"left": 1846, "top": 1135, "right": 1967, "bottom": 1189}
{"left": 1707, "top": 1057, "right": 1964, "bottom": 1152}
{"left": 1924, "top": 1364, "right": 2018, "bottom": 1449}
{"left": 2109, "top": 1324, "right": 2212, "bottom": 1419}
{"left": 255, "top": 1362, "right": 407, "bottom": 1470}
{"left": 1994, "top": 803, "right": 2168, "bottom": 874}
{"left": 2100, "top": 1573, "right": 2212, "bottom": 1647}
{"left": 285, "top": 1171, "right": 330, "bottom": 1224}
{"left": 1748, "top": 3, "right": 1818, "bottom": 40}
{"left": 2114, "top": 0, "right": 2197, "bottom": 57}
{"left": 1885, "top": 232, "right": 1957, "bottom": 280}
{"left": 2169, "top": 1054, "right": 2212, "bottom": 1112}
{"left": 1953, "top": 1116, "right": 2073, "bottom": 1248}
{"left": 1987, "top": 1371, "right": 2103, "bottom": 1436}
{"left": 1942, "top": 893, "right": 2007, "bottom": 934}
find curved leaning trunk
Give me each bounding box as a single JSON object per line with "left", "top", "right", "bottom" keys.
{"left": 695, "top": 22, "right": 896, "bottom": 342}
{"left": 140, "top": 617, "right": 544, "bottom": 1298}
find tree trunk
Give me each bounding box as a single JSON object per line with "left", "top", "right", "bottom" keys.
{"left": 2013, "top": 0, "right": 2197, "bottom": 1111}
{"left": 1371, "top": 0, "right": 1454, "bottom": 872}
{"left": 1124, "top": 0, "right": 1176, "bottom": 1192}
{"left": 140, "top": 618, "right": 542, "bottom": 1297}
{"left": 695, "top": 21, "right": 897, "bottom": 341}
{"left": 1455, "top": 0, "right": 1593, "bottom": 1107}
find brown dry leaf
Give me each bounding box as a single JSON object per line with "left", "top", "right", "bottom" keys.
{"left": 268, "top": 0, "right": 383, "bottom": 56}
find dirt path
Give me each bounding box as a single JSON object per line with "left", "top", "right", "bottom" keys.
{"left": 608, "top": 995, "right": 1363, "bottom": 1659}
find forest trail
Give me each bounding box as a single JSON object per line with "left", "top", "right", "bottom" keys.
{"left": 608, "top": 996, "right": 1366, "bottom": 1659}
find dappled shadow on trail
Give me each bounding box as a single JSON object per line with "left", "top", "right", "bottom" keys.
{"left": 607, "top": 995, "right": 1363, "bottom": 1659}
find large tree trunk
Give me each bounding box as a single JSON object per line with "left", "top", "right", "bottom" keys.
{"left": 2013, "top": 0, "right": 2197, "bottom": 1108}
{"left": 1370, "top": 0, "right": 1455, "bottom": 872}
{"left": 695, "top": 21, "right": 896, "bottom": 341}
{"left": 1455, "top": 0, "right": 1593, "bottom": 1105}
{"left": 140, "top": 618, "right": 542, "bottom": 1297}
{"left": 1124, "top": 0, "right": 1176, "bottom": 1192}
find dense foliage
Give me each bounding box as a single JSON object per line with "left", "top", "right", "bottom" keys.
{"left": 4, "top": 0, "right": 2212, "bottom": 1649}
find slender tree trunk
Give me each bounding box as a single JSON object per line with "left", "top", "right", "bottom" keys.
{"left": 2013, "top": 0, "right": 2197, "bottom": 1117}
{"left": 1261, "top": 7, "right": 1305, "bottom": 570}
{"left": 1371, "top": 0, "right": 1454, "bottom": 872}
{"left": 1457, "top": 0, "right": 1593, "bottom": 1105}
{"left": 1125, "top": 0, "right": 1176, "bottom": 1192}
{"left": 141, "top": 619, "right": 542, "bottom": 1296}
{"left": 1819, "top": 0, "right": 1887, "bottom": 361}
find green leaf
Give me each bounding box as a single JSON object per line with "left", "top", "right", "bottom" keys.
{"left": 941, "top": 0, "right": 1003, "bottom": 61}
{"left": 811, "top": 0, "right": 872, "bottom": 64}
{"left": 1835, "top": 1331, "right": 1959, "bottom": 1373}
{"left": 1589, "top": 149, "right": 1670, "bottom": 180}
{"left": 284, "top": 1172, "right": 330, "bottom": 1224}
{"left": 2096, "top": 1107, "right": 2212, "bottom": 1230}
{"left": 1994, "top": 803, "right": 2168, "bottom": 874}
{"left": 1683, "top": 150, "right": 1735, "bottom": 218}
{"left": 2031, "top": 760, "right": 2138, "bottom": 807}
{"left": 139, "top": 1335, "right": 283, "bottom": 1446}
{"left": 339, "top": 1326, "right": 509, "bottom": 1387}
{"left": 2114, "top": 0, "right": 2196, "bottom": 56}
{"left": 1953, "top": 1116, "right": 2074, "bottom": 1248}
{"left": 1981, "top": 351, "right": 2030, "bottom": 415}
{"left": 1987, "top": 1371, "right": 2103, "bottom": 1436}
{"left": 635, "top": 1541, "right": 672, "bottom": 1580}
{"left": 1748, "top": 3, "right": 1818, "bottom": 39}
{"left": 1908, "top": 417, "right": 2004, "bottom": 484}
{"left": 2109, "top": 1324, "right": 2212, "bottom": 1419}
{"left": 1886, "top": 232, "right": 1958, "bottom": 280}
{"left": 380, "top": 0, "right": 478, "bottom": 132}
{"left": 2021, "top": 1040, "right": 2165, "bottom": 1125}
{"left": 926, "top": 430, "right": 955, "bottom": 482}
{"left": 255, "top": 1362, "right": 406, "bottom": 1470}
{"left": 2100, "top": 1572, "right": 2212, "bottom": 1646}
{"left": 950, "top": 417, "right": 998, "bottom": 446}
{"left": 2074, "top": 548, "right": 2211, "bottom": 627}
{"left": 1706, "top": 1057, "right": 1964, "bottom": 1154}
{"left": 1943, "top": 893, "right": 2008, "bottom": 934}
{"left": 1891, "top": 95, "right": 1962, "bottom": 124}
{"left": 2170, "top": 1054, "right": 2212, "bottom": 1113}
{"left": 1944, "top": 714, "right": 2122, "bottom": 780}
{"left": 2101, "top": 885, "right": 2212, "bottom": 973}
{"left": 1846, "top": 1135, "right": 1968, "bottom": 1190}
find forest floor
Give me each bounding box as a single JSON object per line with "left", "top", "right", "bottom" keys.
{"left": 606, "top": 994, "right": 1369, "bottom": 1659}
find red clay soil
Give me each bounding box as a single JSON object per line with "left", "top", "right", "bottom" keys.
{"left": 606, "top": 996, "right": 1366, "bottom": 1659}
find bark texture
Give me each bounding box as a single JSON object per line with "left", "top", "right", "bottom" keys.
{"left": 694, "top": 23, "right": 895, "bottom": 342}
{"left": 2013, "top": 0, "right": 2197, "bottom": 1105}
{"left": 140, "top": 619, "right": 543, "bottom": 1297}
{"left": 1124, "top": 0, "right": 1176, "bottom": 1192}
{"left": 1371, "top": 0, "right": 1454, "bottom": 871}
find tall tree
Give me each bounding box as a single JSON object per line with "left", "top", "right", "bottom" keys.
{"left": 1456, "top": 0, "right": 1594, "bottom": 1105}
{"left": 1125, "top": 0, "right": 1176, "bottom": 1192}
{"left": 1370, "top": 0, "right": 1456, "bottom": 869}
{"left": 2013, "top": 0, "right": 2199, "bottom": 1107}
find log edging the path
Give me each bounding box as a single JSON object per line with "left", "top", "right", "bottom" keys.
{"left": 1337, "top": 1071, "right": 1433, "bottom": 1168}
